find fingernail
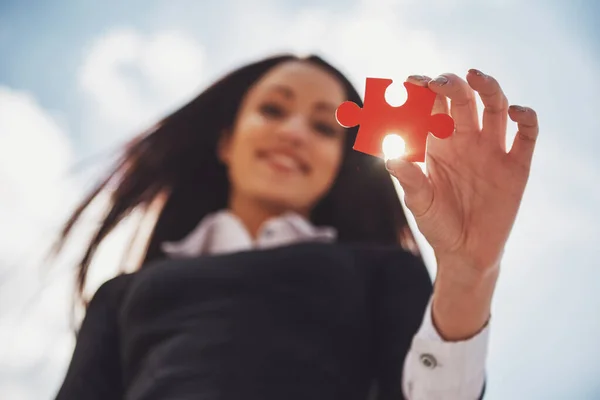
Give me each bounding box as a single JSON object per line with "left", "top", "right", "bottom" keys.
{"left": 431, "top": 75, "right": 449, "bottom": 86}
{"left": 386, "top": 157, "right": 409, "bottom": 171}
{"left": 509, "top": 105, "right": 527, "bottom": 112}
{"left": 385, "top": 159, "right": 400, "bottom": 175}
{"left": 408, "top": 74, "right": 430, "bottom": 82}
{"left": 385, "top": 159, "right": 395, "bottom": 173}
{"left": 469, "top": 68, "right": 487, "bottom": 77}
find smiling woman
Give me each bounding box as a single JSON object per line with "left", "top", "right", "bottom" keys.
{"left": 217, "top": 61, "right": 348, "bottom": 230}
{"left": 47, "top": 51, "right": 540, "bottom": 400}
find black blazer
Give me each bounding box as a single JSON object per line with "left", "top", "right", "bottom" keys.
{"left": 53, "top": 242, "right": 467, "bottom": 400}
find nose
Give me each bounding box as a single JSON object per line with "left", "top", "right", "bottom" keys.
{"left": 275, "top": 115, "right": 310, "bottom": 145}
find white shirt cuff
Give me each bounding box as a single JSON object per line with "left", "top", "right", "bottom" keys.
{"left": 402, "top": 297, "right": 490, "bottom": 399}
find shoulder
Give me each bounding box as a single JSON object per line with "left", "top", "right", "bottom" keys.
{"left": 86, "top": 273, "right": 137, "bottom": 312}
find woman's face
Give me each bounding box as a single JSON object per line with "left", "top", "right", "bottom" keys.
{"left": 219, "top": 60, "right": 347, "bottom": 215}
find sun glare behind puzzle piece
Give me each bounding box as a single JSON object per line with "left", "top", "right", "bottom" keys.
{"left": 382, "top": 133, "right": 406, "bottom": 160}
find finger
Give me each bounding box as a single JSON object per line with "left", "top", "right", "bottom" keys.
{"left": 407, "top": 75, "right": 449, "bottom": 115}
{"left": 428, "top": 73, "right": 480, "bottom": 135}
{"left": 507, "top": 105, "right": 539, "bottom": 169}
{"left": 466, "top": 69, "right": 509, "bottom": 151}
{"left": 386, "top": 158, "right": 433, "bottom": 217}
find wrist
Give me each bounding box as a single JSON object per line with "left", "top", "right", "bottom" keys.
{"left": 435, "top": 251, "right": 501, "bottom": 288}
{"left": 431, "top": 259, "right": 500, "bottom": 341}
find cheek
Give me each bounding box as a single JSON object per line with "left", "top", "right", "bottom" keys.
{"left": 228, "top": 115, "right": 267, "bottom": 163}
{"left": 312, "top": 139, "right": 344, "bottom": 184}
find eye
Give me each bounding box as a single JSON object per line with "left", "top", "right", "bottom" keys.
{"left": 259, "top": 103, "right": 285, "bottom": 118}
{"left": 313, "top": 121, "right": 338, "bottom": 137}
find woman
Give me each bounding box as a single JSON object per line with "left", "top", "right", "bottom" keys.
{"left": 51, "top": 54, "right": 538, "bottom": 400}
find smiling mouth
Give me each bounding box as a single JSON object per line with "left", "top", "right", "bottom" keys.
{"left": 257, "top": 150, "right": 310, "bottom": 174}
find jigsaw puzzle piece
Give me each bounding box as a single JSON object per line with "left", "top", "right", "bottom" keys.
{"left": 394, "top": 81, "right": 454, "bottom": 162}
{"left": 337, "top": 78, "right": 391, "bottom": 159}
{"left": 335, "top": 78, "right": 455, "bottom": 163}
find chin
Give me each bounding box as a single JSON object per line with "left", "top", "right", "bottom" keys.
{"left": 252, "top": 186, "right": 314, "bottom": 214}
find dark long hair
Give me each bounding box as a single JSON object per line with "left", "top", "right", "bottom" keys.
{"left": 50, "top": 53, "right": 417, "bottom": 307}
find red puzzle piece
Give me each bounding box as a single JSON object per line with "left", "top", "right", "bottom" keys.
{"left": 336, "top": 78, "right": 455, "bottom": 163}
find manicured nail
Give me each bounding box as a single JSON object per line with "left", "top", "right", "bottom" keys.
{"left": 469, "top": 68, "right": 487, "bottom": 77}
{"left": 509, "top": 105, "right": 527, "bottom": 112}
{"left": 408, "top": 74, "right": 430, "bottom": 82}
{"left": 431, "top": 75, "right": 449, "bottom": 86}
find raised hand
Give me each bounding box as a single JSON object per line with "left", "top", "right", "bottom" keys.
{"left": 387, "top": 70, "right": 539, "bottom": 274}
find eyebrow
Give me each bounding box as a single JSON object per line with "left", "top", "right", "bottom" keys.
{"left": 267, "top": 84, "right": 338, "bottom": 113}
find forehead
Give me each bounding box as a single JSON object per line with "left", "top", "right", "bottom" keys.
{"left": 249, "top": 60, "right": 346, "bottom": 103}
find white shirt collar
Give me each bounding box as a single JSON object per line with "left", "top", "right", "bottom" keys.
{"left": 160, "top": 210, "right": 337, "bottom": 258}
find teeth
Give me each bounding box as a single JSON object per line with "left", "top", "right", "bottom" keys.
{"left": 268, "top": 153, "right": 301, "bottom": 171}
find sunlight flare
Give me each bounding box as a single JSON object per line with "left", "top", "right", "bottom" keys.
{"left": 382, "top": 133, "right": 406, "bottom": 160}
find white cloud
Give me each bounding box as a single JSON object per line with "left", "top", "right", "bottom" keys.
{"left": 0, "top": 87, "right": 142, "bottom": 399}
{"left": 78, "top": 28, "right": 206, "bottom": 147}
{"left": 0, "top": 88, "right": 74, "bottom": 222}
{"left": 223, "top": 1, "right": 460, "bottom": 87}
{"left": 0, "top": 87, "right": 78, "bottom": 399}
{"left": 0, "top": 89, "right": 83, "bottom": 325}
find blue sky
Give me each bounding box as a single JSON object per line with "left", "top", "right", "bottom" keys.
{"left": 1, "top": 0, "right": 599, "bottom": 399}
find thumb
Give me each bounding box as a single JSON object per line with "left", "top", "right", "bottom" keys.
{"left": 386, "top": 158, "right": 433, "bottom": 217}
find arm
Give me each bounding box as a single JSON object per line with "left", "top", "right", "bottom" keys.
{"left": 53, "top": 274, "right": 132, "bottom": 400}
{"left": 400, "top": 259, "right": 499, "bottom": 399}
{"left": 383, "top": 70, "right": 539, "bottom": 397}
{"left": 372, "top": 249, "right": 488, "bottom": 400}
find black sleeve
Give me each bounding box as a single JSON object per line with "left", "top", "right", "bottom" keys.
{"left": 54, "top": 274, "right": 132, "bottom": 400}
{"left": 370, "top": 248, "right": 487, "bottom": 400}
